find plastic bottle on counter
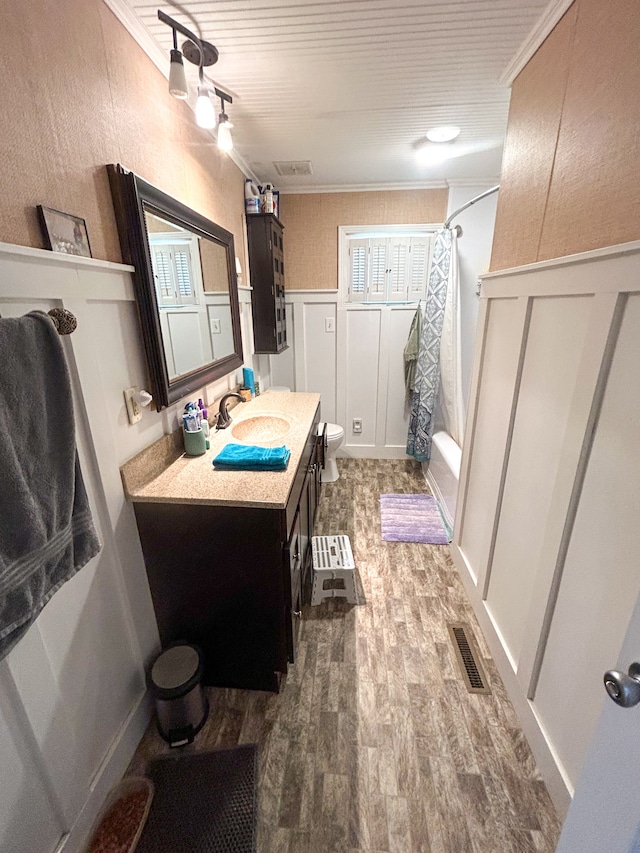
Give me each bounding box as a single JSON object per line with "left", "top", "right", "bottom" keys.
{"left": 244, "top": 179, "right": 261, "bottom": 215}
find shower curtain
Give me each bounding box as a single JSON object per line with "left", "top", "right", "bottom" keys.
{"left": 438, "top": 227, "right": 465, "bottom": 446}
{"left": 406, "top": 227, "right": 464, "bottom": 460}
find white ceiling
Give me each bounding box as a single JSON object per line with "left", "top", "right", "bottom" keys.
{"left": 119, "top": 0, "right": 552, "bottom": 190}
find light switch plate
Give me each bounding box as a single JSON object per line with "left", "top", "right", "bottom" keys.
{"left": 325, "top": 317, "right": 335, "bottom": 333}
{"left": 210, "top": 318, "right": 221, "bottom": 334}
{"left": 352, "top": 417, "right": 362, "bottom": 434}
{"left": 124, "top": 387, "right": 142, "bottom": 425}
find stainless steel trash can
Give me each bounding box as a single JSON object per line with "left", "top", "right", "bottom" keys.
{"left": 150, "top": 643, "right": 208, "bottom": 747}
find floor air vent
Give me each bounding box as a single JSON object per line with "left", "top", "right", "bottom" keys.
{"left": 447, "top": 622, "right": 491, "bottom": 695}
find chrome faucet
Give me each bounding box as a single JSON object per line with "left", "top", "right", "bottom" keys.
{"left": 215, "top": 392, "right": 246, "bottom": 429}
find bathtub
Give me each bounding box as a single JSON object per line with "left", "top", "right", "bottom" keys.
{"left": 424, "top": 431, "right": 462, "bottom": 535}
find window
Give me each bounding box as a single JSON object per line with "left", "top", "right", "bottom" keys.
{"left": 149, "top": 236, "right": 199, "bottom": 307}
{"left": 346, "top": 232, "right": 434, "bottom": 304}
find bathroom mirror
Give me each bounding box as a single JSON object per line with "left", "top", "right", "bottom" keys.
{"left": 107, "top": 164, "right": 243, "bottom": 409}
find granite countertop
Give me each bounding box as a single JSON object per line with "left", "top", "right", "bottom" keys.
{"left": 120, "top": 391, "right": 321, "bottom": 508}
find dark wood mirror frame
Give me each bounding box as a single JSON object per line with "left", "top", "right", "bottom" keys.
{"left": 107, "top": 164, "right": 243, "bottom": 410}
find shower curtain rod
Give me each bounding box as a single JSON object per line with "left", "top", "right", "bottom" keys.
{"left": 444, "top": 184, "right": 500, "bottom": 230}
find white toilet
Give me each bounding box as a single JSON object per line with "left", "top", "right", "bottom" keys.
{"left": 267, "top": 386, "right": 344, "bottom": 483}
{"left": 317, "top": 422, "right": 344, "bottom": 483}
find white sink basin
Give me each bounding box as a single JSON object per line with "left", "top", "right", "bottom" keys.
{"left": 230, "top": 414, "right": 291, "bottom": 443}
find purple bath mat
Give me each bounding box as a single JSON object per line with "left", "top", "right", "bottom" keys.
{"left": 380, "top": 494, "right": 450, "bottom": 544}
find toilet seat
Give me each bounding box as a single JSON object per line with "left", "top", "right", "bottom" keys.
{"left": 318, "top": 422, "right": 344, "bottom": 440}
{"left": 317, "top": 422, "right": 344, "bottom": 483}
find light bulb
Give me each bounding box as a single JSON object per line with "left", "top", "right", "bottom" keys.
{"left": 168, "top": 49, "right": 188, "bottom": 99}
{"left": 426, "top": 125, "right": 460, "bottom": 143}
{"left": 217, "top": 119, "right": 233, "bottom": 151}
{"left": 195, "top": 86, "right": 216, "bottom": 129}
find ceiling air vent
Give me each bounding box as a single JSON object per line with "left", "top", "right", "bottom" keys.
{"left": 273, "top": 161, "right": 313, "bottom": 177}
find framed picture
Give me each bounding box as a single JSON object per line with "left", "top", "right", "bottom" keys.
{"left": 37, "top": 205, "right": 92, "bottom": 258}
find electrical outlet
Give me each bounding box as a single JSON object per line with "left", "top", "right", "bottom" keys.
{"left": 352, "top": 417, "right": 362, "bottom": 434}
{"left": 325, "top": 316, "right": 335, "bottom": 333}
{"left": 124, "top": 387, "right": 142, "bottom": 425}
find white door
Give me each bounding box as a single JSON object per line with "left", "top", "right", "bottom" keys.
{"left": 555, "top": 590, "right": 640, "bottom": 853}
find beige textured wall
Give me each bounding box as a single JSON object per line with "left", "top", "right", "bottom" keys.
{"left": 279, "top": 190, "right": 448, "bottom": 289}
{"left": 0, "top": 0, "right": 245, "bottom": 263}
{"left": 491, "top": 0, "right": 640, "bottom": 270}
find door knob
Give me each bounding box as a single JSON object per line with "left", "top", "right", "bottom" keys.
{"left": 604, "top": 662, "right": 640, "bottom": 708}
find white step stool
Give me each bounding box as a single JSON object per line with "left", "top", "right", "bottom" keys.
{"left": 311, "top": 535, "right": 357, "bottom": 606}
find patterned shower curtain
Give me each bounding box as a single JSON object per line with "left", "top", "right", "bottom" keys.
{"left": 406, "top": 228, "right": 453, "bottom": 461}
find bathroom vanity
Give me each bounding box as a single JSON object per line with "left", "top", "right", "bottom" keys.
{"left": 121, "top": 392, "right": 322, "bottom": 692}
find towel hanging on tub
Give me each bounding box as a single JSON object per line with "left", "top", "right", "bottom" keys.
{"left": 403, "top": 304, "right": 423, "bottom": 394}
{"left": 0, "top": 312, "right": 101, "bottom": 661}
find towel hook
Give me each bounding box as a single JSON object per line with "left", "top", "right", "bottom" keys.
{"left": 48, "top": 308, "right": 77, "bottom": 335}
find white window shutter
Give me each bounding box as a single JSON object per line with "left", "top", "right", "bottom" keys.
{"left": 408, "top": 235, "right": 431, "bottom": 301}
{"left": 349, "top": 238, "right": 368, "bottom": 303}
{"left": 151, "top": 247, "right": 175, "bottom": 305}
{"left": 368, "top": 238, "right": 388, "bottom": 302}
{"left": 344, "top": 230, "right": 435, "bottom": 304}
{"left": 173, "top": 248, "right": 197, "bottom": 304}
{"left": 388, "top": 237, "right": 409, "bottom": 302}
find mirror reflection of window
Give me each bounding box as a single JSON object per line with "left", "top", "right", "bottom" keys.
{"left": 144, "top": 209, "right": 236, "bottom": 382}
{"left": 150, "top": 240, "right": 198, "bottom": 306}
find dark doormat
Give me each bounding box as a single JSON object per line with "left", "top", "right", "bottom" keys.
{"left": 137, "top": 744, "right": 258, "bottom": 853}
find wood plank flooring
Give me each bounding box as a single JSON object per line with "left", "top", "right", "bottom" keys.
{"left": 129, "top": 459, "right": 562, "bottom": 852}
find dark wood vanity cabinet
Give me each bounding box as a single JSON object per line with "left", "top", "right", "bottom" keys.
{"left": 133, "top": 407, "right": 321, "bottom": 692}
{"left": 285, "top": 419, "right": 323, "bottom": 661}
{"left": 246, "top": 214, "right": 288, "bottom": 354}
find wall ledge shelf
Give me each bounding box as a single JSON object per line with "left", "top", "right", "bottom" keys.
{"left": 0, "top": 240, "right": 135, "bottom": 272}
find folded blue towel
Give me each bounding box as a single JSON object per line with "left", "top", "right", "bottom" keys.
{"left": 212, "top": 443, "right": 291, "bottom": 471}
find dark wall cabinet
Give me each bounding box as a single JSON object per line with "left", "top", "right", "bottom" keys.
{"left": 134, "top": 407, "right": 322, "bottom": 692}
{"left": 246, "top": 214, "right": 288, "bottom": 354}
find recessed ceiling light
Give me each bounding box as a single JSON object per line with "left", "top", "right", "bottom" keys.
{"left": 426, "top": 126, "right": 460, "bottom": 143}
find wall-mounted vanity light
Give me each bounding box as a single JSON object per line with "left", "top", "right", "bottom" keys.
{"left": 158, "top": 9, "right": 234, "bottom": 145}
{"left": 215, "top": 89, "right": 233, "bottom": 151}
{"left": 196, "top": 74, "right": 217, "bottom": 129}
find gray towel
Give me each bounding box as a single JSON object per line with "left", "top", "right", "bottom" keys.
{"left": 403, "top": 305, "right": 423, "bottom": 394}
{"left": 0, "top": 311, "right": 101, "bottom": 660}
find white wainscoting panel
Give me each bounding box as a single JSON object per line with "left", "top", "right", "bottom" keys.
{"left": 457, "top": 297, "right": 528, "bottom": 587}
{"left": 301, "top": 302, "right": 337, "bottom": 424}
{"left": 533, "top": 293, "right": 640, "bottom": 791}
{"left": 451, "top": 241, "right": 640, "bottom": 814}
{"left": 282, "top": 291, "right": 415, "bottom": 455}
{"left": 344, "top": 308, "right": 381, "bottom": 446}
{"left": 269, "top": 298, "right": 296, "bottom": 392}
{"left": 383, "top": 307, "right": 415, "bottom": 447}
{"left": 0, "top": 664, "right": 65, "bottom": 852}
{"left": 485, "top": 295, "right": 592, "bottom": 667}
{"left": 0, "top": 248, "right": 160, "bottom": 852}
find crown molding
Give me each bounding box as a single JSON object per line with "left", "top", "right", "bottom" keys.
{"left": 446, "top": 178, "right": 501, "bottom": 188}
{"left": 279, "top": 181, "right": 448, "bottom": 195}
{"left": 101, "top": 0, "right": 259, "bottom": 184}
{"left": 500, "top": 0, "right": 576, "bottom": 86}
{"left": 103, "top": 0, "right": 168, "bottom": 77}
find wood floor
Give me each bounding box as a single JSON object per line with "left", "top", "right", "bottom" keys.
{"left": 129, "top": 459, "right": 562, "bottom": 852}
